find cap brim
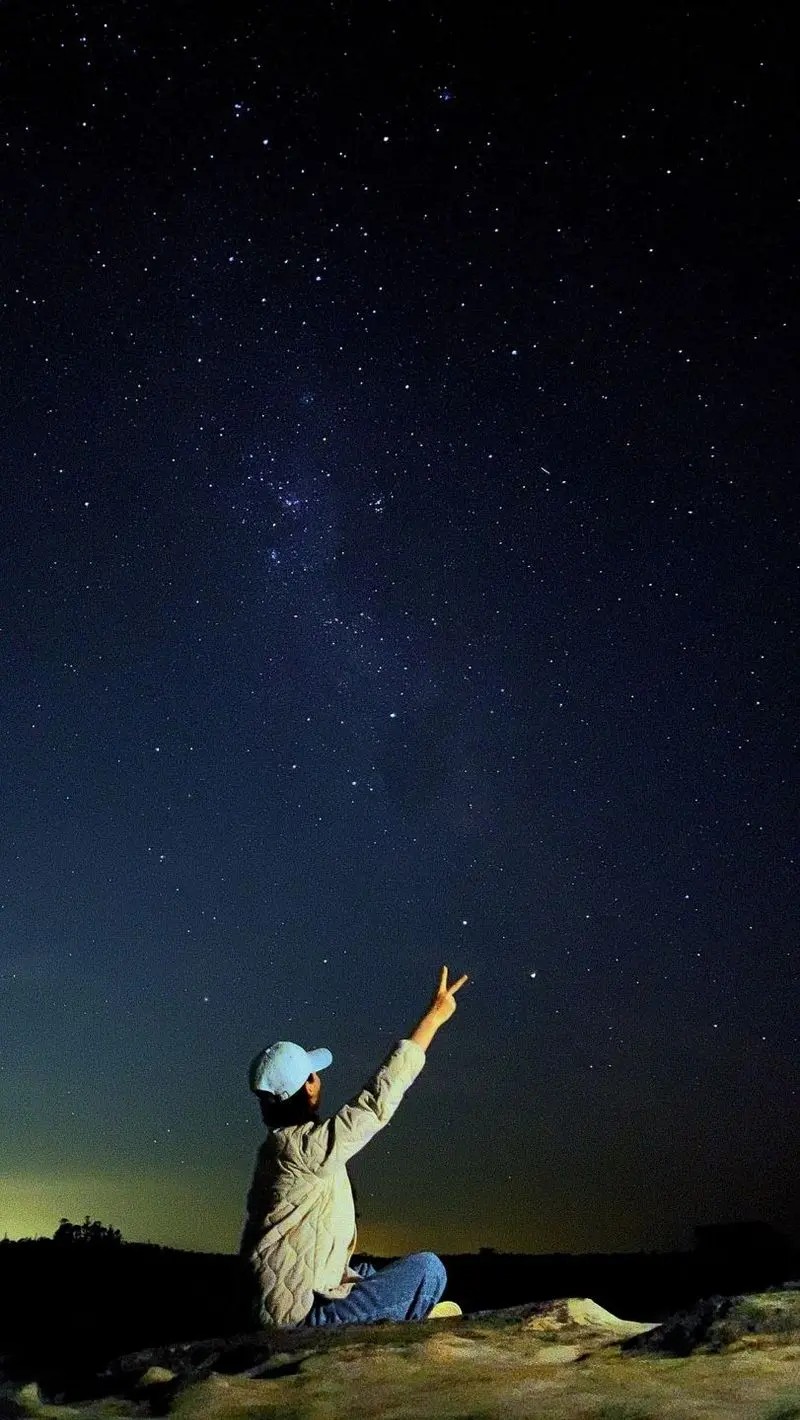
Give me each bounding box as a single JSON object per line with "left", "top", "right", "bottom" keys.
{"left": 307, "top": 1047, "right": 332, "bottom": 1073}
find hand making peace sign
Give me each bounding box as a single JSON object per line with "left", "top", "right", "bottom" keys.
{"left": 427, "top": 965, "right": 470, "bottom": 1024}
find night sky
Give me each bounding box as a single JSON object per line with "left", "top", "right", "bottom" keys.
{"left": 2, "top": 5, "right": 797, "bottom": 1258}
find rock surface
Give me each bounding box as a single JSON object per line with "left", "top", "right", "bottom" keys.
{"left": 3, "top": 1289, "right": 799, "bottom": 1419}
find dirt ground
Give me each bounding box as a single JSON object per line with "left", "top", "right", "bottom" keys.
{"left": 9, "top": 1293, "right": 800, "bottom": 1420}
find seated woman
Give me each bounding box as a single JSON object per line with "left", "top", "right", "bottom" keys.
{"left": 239, "top": 966, "right": 468, "bottom": 1327}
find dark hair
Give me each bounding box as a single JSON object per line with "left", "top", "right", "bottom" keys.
{"left": 256, "top": 1083, "right": 317, "bottom": 1130}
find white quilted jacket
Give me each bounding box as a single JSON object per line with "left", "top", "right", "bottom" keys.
{"left": 239, "top": 1037, "right": 427, "bottom": 1327}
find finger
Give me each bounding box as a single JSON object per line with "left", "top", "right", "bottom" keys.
{"left": 450, "top": 973, "right": 469, "bottom": 993}
{"left": 439, "top": 965, "right": 448, "bottom": 990}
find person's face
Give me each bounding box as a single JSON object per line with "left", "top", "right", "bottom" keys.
{"left": 304, "top": 1071, "right": 322, "bottom": 1110}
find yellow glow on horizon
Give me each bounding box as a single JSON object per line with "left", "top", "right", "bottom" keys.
{"left": 1, "top": 1172, "right": 510, "bottom": 1257}
{"left": 0, "top": 1172, "right": 475, "bottom": 1257}
{"left": 356, "top": 1218, "right": 424, "bottom": 1258}
{"left": 0, "top": 1171, "right": 244, "bottom": 1252}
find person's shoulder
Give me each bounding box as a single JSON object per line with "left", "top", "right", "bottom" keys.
{"left": 277, "top": 1117, "right": 328, "bottom": 1153}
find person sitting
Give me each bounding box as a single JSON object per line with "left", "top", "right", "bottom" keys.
{"left": 239, "top": 966, "right": 469, "bottom": 1327}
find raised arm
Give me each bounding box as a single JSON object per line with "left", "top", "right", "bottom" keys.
{"left": 294, "top": 965, "right": 469, "bottom": 1177}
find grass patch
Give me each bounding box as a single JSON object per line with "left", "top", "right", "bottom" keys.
{"left": 760, "top": 1396, "right": 800, "bottom": 1420}
{"left": 717, "top": 1296, "right": 800, "bottom": 1343}
{"left": 595, "top": 1405, "right": 656, "bottom": 1420}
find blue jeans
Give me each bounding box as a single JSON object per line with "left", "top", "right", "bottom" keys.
{"left": 304, "top": 1252, "right": 447, "bottom": 1326}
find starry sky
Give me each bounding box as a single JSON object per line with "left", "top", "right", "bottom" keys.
{"left": 1, "top": 4, "right": 797, "bottom": 1257}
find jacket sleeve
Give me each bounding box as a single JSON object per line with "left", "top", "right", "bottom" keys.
{"left": 293, "top": 1038, "right": 426, "bottom": 1178}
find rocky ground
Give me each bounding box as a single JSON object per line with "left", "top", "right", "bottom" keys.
{"left": 2, "top": 1288, "right": 799, "bottom": 1419}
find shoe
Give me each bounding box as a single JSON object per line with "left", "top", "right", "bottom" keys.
{"left": 427, "top": 1300, "right": 463, "bottom": 1318}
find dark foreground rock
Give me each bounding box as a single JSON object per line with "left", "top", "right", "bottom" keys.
{"left": 2, "top": 1289, "right": 799, "bottom": 1419}
{"left": 623, "top": 1281, "right": 800, "bottom": 1355}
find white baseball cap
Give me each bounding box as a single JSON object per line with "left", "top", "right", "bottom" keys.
{"left": 248, "top": 1040, "right": 332, "bottom": 1099}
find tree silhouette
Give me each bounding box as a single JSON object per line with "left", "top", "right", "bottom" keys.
{"left": 53, "top": 1216, "right": 123, "bottom": 1246}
